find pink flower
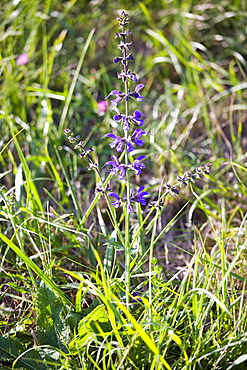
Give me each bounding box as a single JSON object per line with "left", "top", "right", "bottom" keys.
{"left": 97, "top": 100, "right": 108, "bottom": 116}
{"left": 16, "top": 53, "right": 29, "bottom": 66}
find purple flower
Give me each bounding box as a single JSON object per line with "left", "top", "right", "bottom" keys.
{"left": 105, "top": 90, "right": 125, "bottom": 107}
{"left": 131, "top": 129, "right": 146, "bottom": 147}
{"left": 104, "top": 155, "right": 127, "bottom": 180}
{"left": 132, "top": 292, "right": 143, "bottom": 304}
{"left": 128, "top": 155, "right": 146, "bottom": 175}
{"left": 16, "top": 53, "right": 29, "bottom": 66}
{"left": 113, "top": 110, "right": 145, "bottom": 130}
{"left": 106, "top": 85, "right": 145, "bottom": 108}
{"left": 108, "top": 187, "right": 149, "bottom": 214}
{"left": 127, "top": 202, "right": 133, "bottom": 213}
{"left": 108, "top": 192, "right": 121, "bottom": 208}
{"left": 127, "top": 186, "right": 150, "bottom": 213}
{"left": 113, "top": 53, "right": 134, "bottom": 64}
{"left": 122, "top": 116, "right": 130, "bottom": 130}
{"left": 102, "top": 133, "right": 125, "bottom": 152}
{"left": 130, "top": 186, "right": 149, "bottom": 206}
{"left": 102, "top": 130, "right": 146, "bottom": 153}
{"left": 126, "top": 142, "right": 134, "bottom": 152}
{"left": 113, "top": 57, "right": 123, "bottom": 64}
{"left": 130, "top": 110, "right": 145, "bottom": 126}
{"left": 128, "top": 84, "right": 145, "bottom": 102}
{"left": 117, "top": 41, "right": 132, "bottom": 50}
{"left": 115, "top": 31, "right": 132, "bottom": 38}
{"left": 117, "top": 70, "right": 137, "bottom": 82}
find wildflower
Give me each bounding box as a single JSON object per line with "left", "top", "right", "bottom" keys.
{"left": 97, "top": 100, "right": 108, "bottom": 116}
{"left": 106, "top": 85, "right": 146, "bottom": 108}
{"left": 95, "top": 184, "right": 111, "bottom": 194}
{"left": 117, "top": 70, "right": 137, "bottom": 82}
{"left": 105, "top": 90, "right": 125, "bottom": 107}
{"left": 130, "top": 186, "right": 149, "bottom": 206}
{"left": 130, "top": 110, "right": 145, "bottom": 126}
{"left": 115, "top": 31, "right": 132, "bottom": 38}
{"left": 131, "top": 129, "right": 146, "bottom": 147}
{"left": 127, "top": 186, "right": 150, "bottom": 213}
{"left": 108, "top": 186, "right": 149, "bottom": 214}
{"left": 128, "top": 155, "right": 146, "bottom": 175}
{"left": 74, "top": 140, "right": 85, "bottom": 150}
{"left": 132, "top": 292, "right": 143, "bottom": 304}
{"left": 113, "top": 53, "right": 134, "bottom": 64}
{"left": 112, "top": 113, "right": 130, "bottom": 130}
{"left": 113, "top": 109, "right": 145, "bottom": 130}
{"left": 117, "top": 41, "right": 132, "bottom": 50}
{"left": 108, "top": 192, "right": 122, "bottom": 208}
{"left": 79, "top": 147, "right": 94, "bottom": 158}
{"left": 177, "top": 174, "right": 188, "bottom": 187}
{"left": 127, "top": 202, "right": 133, "bottom": 213}
{"left": 202, "top": 163, "right": 211, "bottom": 175}
{"left": 104, "top": 156, "right": 127, "bottom": 180}
{"left": 187, "top": 171, "right": 197, "bottom": 183}
{"left": 166, "top": 183, "right": 179, "bottom": 196}
{"left": 128, "top": 84, "right": 145, "bottom": 102}
{"left": 16, "top": 53, "right": 29, "bottom": 66}
{"left": 102, "top": 133, "right": 125, "bottom": 152}
{"left": 102, "top": 129, "right": 146, "bottom": 153}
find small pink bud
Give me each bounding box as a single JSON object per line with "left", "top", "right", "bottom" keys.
{"left": 16, "top": 53, "right": 29, "bottom": 66}
{"left": 97, "top": 101, "right": 108, "bottom": 116}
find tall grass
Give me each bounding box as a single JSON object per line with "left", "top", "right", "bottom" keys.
{"left": 1, "top": 0, "right": 247, "bottom": 369}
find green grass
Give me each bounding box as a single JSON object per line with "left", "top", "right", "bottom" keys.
{"left": 1, "top": 0, "right": 247, "bottom": 369}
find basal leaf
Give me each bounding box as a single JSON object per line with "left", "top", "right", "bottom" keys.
{"left": 0, "top": 336, "right": 46, "bottom": 370}
{"left": 37, "top": 283, "right": 70, "bottom": 355}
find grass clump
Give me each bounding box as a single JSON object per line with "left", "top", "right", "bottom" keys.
{"left": 1, "top": 1, "right": 247, "bottom": 369}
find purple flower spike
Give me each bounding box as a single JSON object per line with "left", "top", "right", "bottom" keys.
{"left": 129, "top": 155, "right": 146, "bottom": 175}
{"left": 108, "top": 192, "right": 121, "bottom": 208}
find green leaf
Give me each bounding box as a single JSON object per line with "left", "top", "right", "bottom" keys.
{"left": 37, "top": 283, "right": 70, "bottom": 354}
{"left": 0, "top": 336, "right": 46, "bottom": 370}
{"left": 69, "top": 305, "right": 111, "bottom": 353}
{"left": 106, "top": 241, "right": 125, "bottom": 251}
